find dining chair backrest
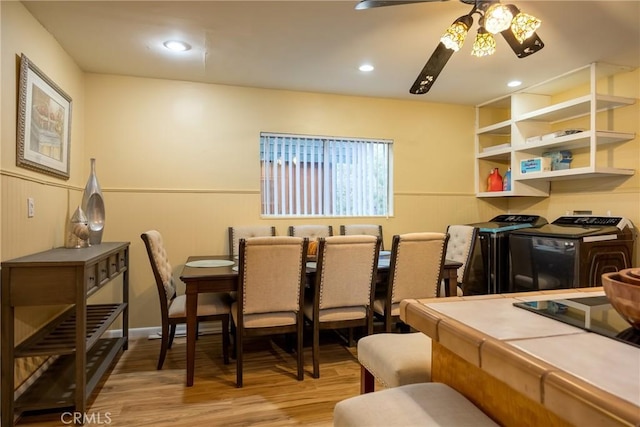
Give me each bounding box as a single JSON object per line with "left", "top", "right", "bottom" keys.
{"left": 444, "top": 224, "right": 477, "bottom": 286}
{"left": 340, "top": 224, "right": 383, "bottom": 249}
{"left": 389, "top": 232, "right": 448, "bottom": 303}
{"left": 314, "top": 235, "right": 380, "bottom": 311}
{"left": 141, "top": 230, "right": 177, "bottom": 308}
{"left": 238, "top": 236, "right": 307, "bottom": 316}
{"left": 228, "top": 225, "right": 276, "bottom": 258}
{"left": 288, "top": 225, "right": 333, "bottom": 240}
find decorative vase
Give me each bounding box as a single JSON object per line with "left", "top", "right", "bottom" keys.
{"left": 487, "top": 168, "right": 503, "bottom": 192}
{"left": 81, "top": 158, "right": 106, "bottom": 244}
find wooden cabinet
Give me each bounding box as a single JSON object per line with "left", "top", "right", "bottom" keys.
{"left": 1, "top": 242, "right": 129, "bottom": 425}
{"left": 475, "top": 62, "right": 636, "bottom": 197}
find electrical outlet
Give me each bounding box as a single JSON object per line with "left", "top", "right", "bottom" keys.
{"left": 27, "top": 197, "right": 35, "bottom": 218}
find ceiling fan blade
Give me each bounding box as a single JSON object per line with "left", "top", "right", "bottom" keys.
{"left": 501, "top": 29, "right": 545, "bottom": 58}
{"left": 355, "top": 0, "right": 445, "bottom": 10}
{"left": 409, "top": 42, "right": 454, "bottom": 94}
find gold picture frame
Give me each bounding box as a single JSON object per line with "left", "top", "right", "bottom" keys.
{"left": 17, "top": 54, "right": 72, "bottom": 180}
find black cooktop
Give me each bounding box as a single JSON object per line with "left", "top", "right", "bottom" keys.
{"left": 514, "top": 296, "right": 640, "bottom": 348}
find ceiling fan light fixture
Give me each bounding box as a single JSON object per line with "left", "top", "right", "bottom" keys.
{"left": 440, "top": 15, "right": 473, "bottom": 51}
{"left": 471, "top": 28, "right": 496, "bottom": 57}
{"left": 484, "top": 3, "right": 514, "bottom": 34}
{"left": 356, "top": 0, "right": 544, "bottom": 95}
{"left": 511, "top": 12, "right": 541, "bottom": 43}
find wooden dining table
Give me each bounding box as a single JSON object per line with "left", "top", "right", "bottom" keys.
{"left": 179, "top": 254, "right": 462, "bottom": 386}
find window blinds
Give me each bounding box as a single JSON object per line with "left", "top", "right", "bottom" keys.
{"left": 260, "top": 133, "right": 392, "bottom": 217}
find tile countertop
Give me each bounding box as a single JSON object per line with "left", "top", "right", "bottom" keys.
{"left": 400, "top": 288, "right": 640, "bottom": 427}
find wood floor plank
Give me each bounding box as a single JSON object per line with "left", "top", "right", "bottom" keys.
{"left": 16, "top": 332, "right": 369, "bottom": 426}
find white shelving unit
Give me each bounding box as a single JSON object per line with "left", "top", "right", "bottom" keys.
{"left": 474, "top": 62, "right": 636, "bottom": 197}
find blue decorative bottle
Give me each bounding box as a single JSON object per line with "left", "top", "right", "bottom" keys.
{"left": 503, "top": 167, "right": 511, "bottom": 191}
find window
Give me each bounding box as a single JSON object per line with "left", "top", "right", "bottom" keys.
{"left": 260, "top": 132, "right": 393, "bottom": 217}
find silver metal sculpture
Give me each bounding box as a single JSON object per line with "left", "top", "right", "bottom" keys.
{"left": 81, "top": 158, "right": 105, "bottom": 244}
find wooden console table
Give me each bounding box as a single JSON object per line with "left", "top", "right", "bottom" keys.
{"left": 1, "top": 242, "right": 130, "bottom": 426}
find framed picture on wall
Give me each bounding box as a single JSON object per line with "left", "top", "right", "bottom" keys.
{"left": 16, "top": 53, "right": 72, "bottom": 180}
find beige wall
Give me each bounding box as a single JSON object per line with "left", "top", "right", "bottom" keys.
{"left": 1, "top": 0, "right": 638, "bottom": 340}
{"left": 83, "top": 74, "right": 488, "bottom": 328}
{"left": 1, "top": 1, "right": 86, "bottom": 259}
{"left": 0, "top": 1, "right": 87, "bottom": 387}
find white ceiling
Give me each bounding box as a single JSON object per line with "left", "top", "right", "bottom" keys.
{"left": 22, "top": 0, "right": 640, "bottom": 106}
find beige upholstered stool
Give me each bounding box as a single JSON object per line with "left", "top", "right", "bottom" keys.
{"left": 358, "top": 332, "right": 431, "bottom": 393}
{"left": 333, "top": 383, "right": 498, "bottom": 427}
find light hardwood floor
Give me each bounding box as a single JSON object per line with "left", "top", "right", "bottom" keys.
{"left": 16, "top": 332, "right": 366, "bottom": 426}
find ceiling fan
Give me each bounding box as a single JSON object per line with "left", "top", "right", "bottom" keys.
{"left": 355, "top": 0, "right": 544, "bottom": 94}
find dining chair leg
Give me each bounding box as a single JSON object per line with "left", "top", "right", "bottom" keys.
{"left": 384, "top": 313, "right": 392, "bottom": 333}
{"left": 222, "top": 316, "right": 230, "bottom": 365}
{"left": 168, "top": 323, "right": 177, "bottom": 348}
{"left": 158, "top": 324, "right": 170, "bottom": 370}
{"left": 313, "top": 321, "right": 320, "bottom": 379}
{"left": 367, "top": 316, "right": 374, "bottom": 336}
{"left": 348, "top": 328, "right": 355, "bottom": 347}
{"left": 236, "top": 332, "right": 243, "bottom": 387}
{"left": 230, "top": 320, "right": 237, "bottom": 359}
{"left": 361, "top": 365, "right": 375, "bottom": 393}
{"left": 297, "top": 323, "right": 304, "bottom": 381}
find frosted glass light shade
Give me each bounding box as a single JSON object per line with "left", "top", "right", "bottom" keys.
{"left": 511, "top": 12, "right": 541, "bottom": 43}
{"left": 484, "top": 3, "right": 513, "bottom": 34}
{"left": 471, "top": 30, "right": 496, "bottom": 57}
{"left": 441, "top": 21, "right": 469, "bottom": 51}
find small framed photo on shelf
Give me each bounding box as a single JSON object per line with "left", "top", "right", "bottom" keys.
{"left": 16, "top": 53, "right": 72, "bottom": 180}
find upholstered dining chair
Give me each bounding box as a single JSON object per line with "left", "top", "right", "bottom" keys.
{"left": 232, "top": 236, "right": 308, "bottom": 387}
{"left": 288, "top": 225, "right": 333, "bottom": 239}
{"left": 228, "top": 225, "right": 276, "bottom": 258}
{"left": 444, "top": 224, "right": 478, "bottom": 296}
{"left": 334, "top": 383, "right": 499, "bottom": 427}
{"left": 374, "top": 232, "right": 448, "bottom": 332}
{"left": 289, "top": 225, "right": 333, "bottom": 258}
{"left": 141, "top": 230, "right": 231, "bottom": 369}
{"left": 340, "top": 224, "right": 384, "bottom": 250}
{"left": 303, "top": 235, "right": 381, "bottom": 378}
{"left": 358, "top": 332, "right": 432, "bottom": 394}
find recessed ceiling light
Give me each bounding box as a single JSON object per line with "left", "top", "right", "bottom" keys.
{"left": 359, "top": 64, "right": 374, "bottom": 72}
{"left": 163, "top": 40, "right": 191, "bottom": 52}
{"left": 507, "top": 80, "right": 522, "bottom": 88}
